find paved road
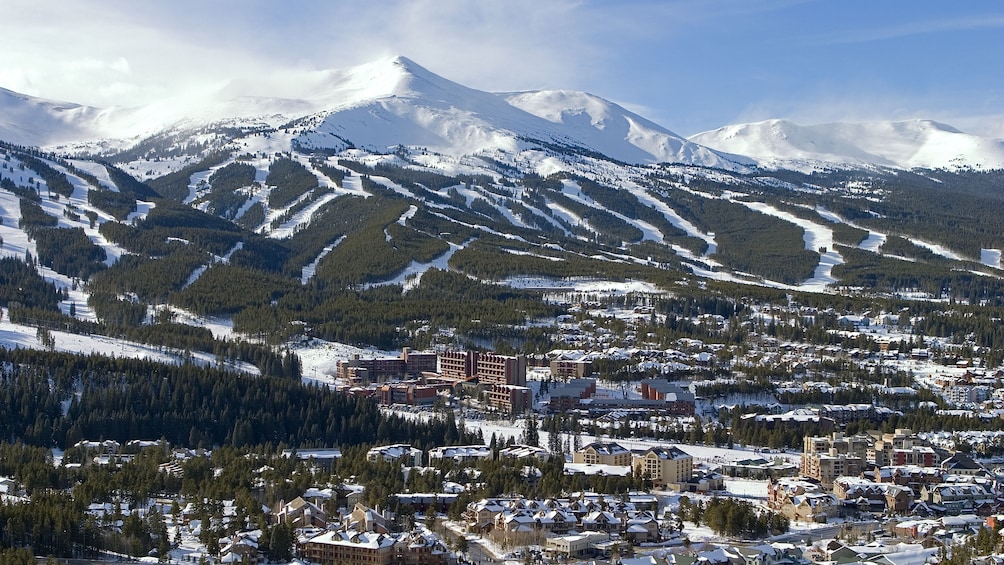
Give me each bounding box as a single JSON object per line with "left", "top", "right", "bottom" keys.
{"left": 439, "top": 525, "right": 499, "bottom": 565}
{"left": 467, "top": 539, "right": 501, "bottom": 565}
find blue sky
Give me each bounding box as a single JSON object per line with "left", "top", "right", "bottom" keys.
{"left": 1, "top": 0, "right": 1001, "bottom": 136}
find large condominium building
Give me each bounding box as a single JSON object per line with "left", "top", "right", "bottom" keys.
{"left": 336, "top": 348, "right": 439, "bottom": 382}
{"left": 573, "top": 442, "right": 633, "bottom": 467}
{"left": 633, "top": 446, "right": 693, "bottom": 488}
{"left": 801, "top": 432, "right": 870, "bottom": 487}
{"left": 437, "top": 351, "right": 527, "bottom": 386}
{"left": 869, "top": 428, "right": 939, "bottom": 467}
{"left": 477, "top": 352, "right": 527, "bottom": 387}
{"left": 550, "top": 359, "right": 593, "bottom": 379}
{"left": 439, "top": 350, "right": 477, "bottom": 381}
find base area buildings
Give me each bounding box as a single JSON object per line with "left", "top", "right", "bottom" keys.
{"left": 336, "top": 349, "right": 697, "bottom": 416}
{"left": 337, "top": 349, "right": 530, "bottom": 412}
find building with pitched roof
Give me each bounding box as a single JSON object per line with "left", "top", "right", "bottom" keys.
{"left": 632, "top": 446, "right": 693, "bottom": 488}
{"left": 573, "top": 442, "right": 632, "bottom": 467}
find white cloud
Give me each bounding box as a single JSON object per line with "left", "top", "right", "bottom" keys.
{"left": 0, "top": 0, "right": 610, "bottom": 108}
{"left": 811, "top": 14, "right": 1004, "bottom": 45}
{"left": 0, "top": 0, "right": 998, "bottom": 138}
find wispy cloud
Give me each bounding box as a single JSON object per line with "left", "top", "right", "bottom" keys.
{"left": 0, "top": 0, "right": 609, "bottom": 108}
{"left": 811, "top": 14, "right": 1004, "bottom": 45}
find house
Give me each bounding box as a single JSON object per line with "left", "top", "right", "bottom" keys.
{"left": 624, "top": 512, "right": 660, "bottom": 543}
{"left": 220, "top": 531, "right": 261, "bottom": 564}
{"left": 345, "top": 503, "right": 392, "bottom": 534}
{"left": 276, "top": 497, "right": 327, "bottom": 529}
{"left": 779, "top": 492, "right": 839, "bottom": 522}
{"left": 941, "top": 452, "right": 986, "bottom": 476}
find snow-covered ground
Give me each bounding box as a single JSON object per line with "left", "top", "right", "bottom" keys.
{"left": 0, "top": 308, "right": 258, "bottom": 374}
{"left": 981, "top": 248, "right": 1002, "bottom": 270}
{"left": 736, "top": 200, "right": 843, "bottom": 290}
{"left": 293, "top": 338, "right": 399, "bottom": 387}
{"left": 362, "top": 239, "right": 469, "bottom": 292}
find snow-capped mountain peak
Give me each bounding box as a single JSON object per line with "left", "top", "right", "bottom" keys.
{"left": 690, "top": 118, "right": 1004, "bottom": 171}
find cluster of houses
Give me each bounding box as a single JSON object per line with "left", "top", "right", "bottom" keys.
{"left": 273, "top": 500, "right": 455, "bottom": 565}
{"left": 463, "top": 493, "right": 665, "bottom": 548}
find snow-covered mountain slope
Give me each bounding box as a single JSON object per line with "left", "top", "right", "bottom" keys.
{"left": 293, "top": 57, "right": 748, "bottom": 168}
{"left": 0, "top": 87, "right": 112, "bottom": 147}
{"left": 503, "top": 89, "right": 751, "bottom": 168}
{"left": 689, "top": 119, "right": 1004, "bottom": 171}
{"left": 0, "top": 56, "right": 747, "bottom": 170}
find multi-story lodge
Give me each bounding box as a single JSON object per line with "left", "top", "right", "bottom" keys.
{"left": 633, "top": 446, "right": 693, "bottom": 488}
{"left": 573, "top": 442, "right": 633, "bottom": 467}
{"left": 301, "top": 530, "right": 453, "bottom": 565}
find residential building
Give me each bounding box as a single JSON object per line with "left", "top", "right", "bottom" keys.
{"left": 300, "top": 530, "right": 452, "bottom": 565}
{"left": 632, "top": 446, "right": 693, "bottom": 488}
{"left": 335, "top": 348, "right": 440, "bottom": 383}
{"left": 919, "top": 483, "right": 995, "bottom": 515}
{"left": 366, "top": 444, "right": 423, "bottom": 466}
{"left": 832, "top": 477, "right": 915, "bottom": 513}
{"left": 548, "top": 378, "right": 597, "bottom": 412}
{"left": 487, "top": 384, "right": 531, "bottom": 413}
{"left": 869, "top": 429, "right": 939, "bottom": 467}
{"left": 337, "top": 355, "right": 405, "bottom": 383}
{"left": 550, "top": 359, "right": 593, "bottom": 379}
{"left": 476, "top": 352, "right": 527, "bottom": 387}
{"left": 800, "top": 453, "right": 864, "bottom": 488}
{"left": 439, "top": 350, "right": 477, "bottom": 381}
{"left": 941, "top": 452, "right": 986, "bottom": 476}
{"left": 498, "top": 444, "right": 551, "bottom": 461}
{"left": 377, "top": 382, "right": 450, "bottom": 406}
{"left": 280, "top": 448, "right": 342, "bottom": 471}
{"left": 768, "top": 478, "right": 824, "bottom": 511}
{"left": 800, "top": 432, "right": 870, "bottom": 486}
{"left": 872, "top": 465, "right": 946, "bottom": 496}
{"left": 573, "top": 442, "right": 632, "bottom": 466}
{"left": 718, "top": 457, "right": 799, "bottom": 480}
{"left": 276, "top": 497, "right": 327, "bottom": 529}
{"left": 402, "top": 348, "right": 438, "bottom": 376}
{"left": 428, "top": 445, "right": 492, "bottom": 462}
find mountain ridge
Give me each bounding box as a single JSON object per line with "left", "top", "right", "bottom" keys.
{"left": 690, "top": 118, "right": 1004, "bottom": 171}
{"left": 5, "top": 55, "right": 998, "bottom": 173}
